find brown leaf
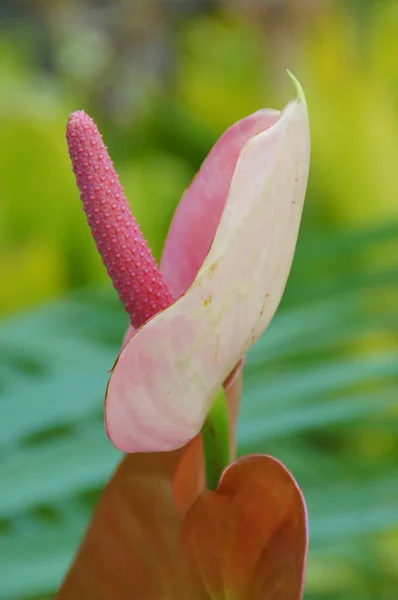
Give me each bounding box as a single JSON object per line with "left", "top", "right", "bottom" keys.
{"left": 56, "top": 375, "right": 242, "bottom": 599}
{"left": 180, "top": 455, "right": 308, "bottom": 600}
{"left": 56, "top": 448, "right": 191, "bottom": 599}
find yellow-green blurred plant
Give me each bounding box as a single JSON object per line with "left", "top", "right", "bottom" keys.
{"left": 2, "top": 3, "right": 398, "bottom": 316}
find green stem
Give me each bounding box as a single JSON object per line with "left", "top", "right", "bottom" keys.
{"left": 201, "top": 386, "right": 230, "bottom": 491}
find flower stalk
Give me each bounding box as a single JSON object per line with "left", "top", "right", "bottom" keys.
{"left": 201, "top": 386, "right": 230, "bottom": 490}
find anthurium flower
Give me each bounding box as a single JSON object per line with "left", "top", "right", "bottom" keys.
{"left": 66, "top": 75, "right": 310, "bottom": 457}
{"left": 60, "top": 75, "right": 310, "bottom": 599}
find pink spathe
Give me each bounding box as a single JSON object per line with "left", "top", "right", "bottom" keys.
{"left": 122, "top": 109, "right": 280, "bottom": 346}
{"left": 161, "top": 109, "right": 281, "bottom": 299}
{"left": 105, "top": 90, "right": 310, "bottom": 453}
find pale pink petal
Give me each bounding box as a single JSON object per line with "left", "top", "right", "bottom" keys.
{"left": 161, "top": 110, "right": 280, "bottom": 299}
{"left": 121, "top": 113, "right": 279, "bottom": 346}
{"left": 106, "top": 88, "right": 310, "bottom": 453}
{"left": 122, "top": 113, "right": 279, "bottom": 343}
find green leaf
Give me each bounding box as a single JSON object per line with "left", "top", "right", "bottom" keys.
{"left": 0, "top": 222, "right": 397, "bottom": 599}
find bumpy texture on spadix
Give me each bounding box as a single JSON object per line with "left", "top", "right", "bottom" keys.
{"left": 106, "top": 81, "right": 311, "bottom": 453}
{"left": 66, "top": 111, "right": 173, "bottom": 328}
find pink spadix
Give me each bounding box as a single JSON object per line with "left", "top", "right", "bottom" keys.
{"left": 66, "top": 111, "right": 173, "bottom": 328}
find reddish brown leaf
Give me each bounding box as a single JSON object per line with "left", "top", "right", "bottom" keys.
{"left": 180, "top": 455, "right": 308, "bottom": 600}
{"left": 56, "top": 448, "right": 191, "bottom": 599}
{"left": 56, "top": 376, "right": 242, "bottom": 599}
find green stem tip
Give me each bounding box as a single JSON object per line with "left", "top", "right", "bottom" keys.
{"left": 201, "top": 386, "right": 230, "bottom": 491}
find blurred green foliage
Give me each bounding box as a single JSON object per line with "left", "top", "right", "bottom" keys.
{"left": 1, "top": 1, "right": 398, "bottom": 599}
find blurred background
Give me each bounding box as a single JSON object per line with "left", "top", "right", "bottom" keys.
{"left": 1, "top": 0, "right": 397, "bottom": 598}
